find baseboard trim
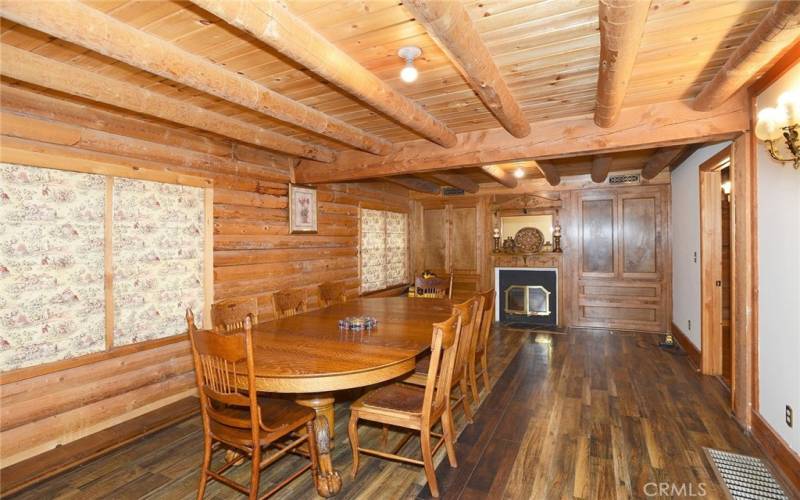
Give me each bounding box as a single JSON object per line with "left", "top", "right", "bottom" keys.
{"left": 751, "top": 410, "right": 800, "bottom": 497}
{"left": 671, "top": 322, "right": 701, "bottom": 370}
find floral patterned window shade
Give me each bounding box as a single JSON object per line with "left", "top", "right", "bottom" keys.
{"left": 112, "top": 178, "right": 206, "bottom": 345}
{"left": 0, "top": 160, "right": 211, "bottom": 374}
{"left": 360, "top": 209, "right": 408, "bottom": 293}
{"left": 0, "top": 163, "right": 106, "bottom": 371}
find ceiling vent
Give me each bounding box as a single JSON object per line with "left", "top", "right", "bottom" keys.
{"left": 442, "top": 187, "right": 465, "bottom": 196}
{"left": 608, "top": 173, "right": 641, "bottom": 185}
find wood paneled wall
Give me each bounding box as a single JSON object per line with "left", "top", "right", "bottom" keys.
{"left": 410, "top": 176, "right": 672, "bottom": 332}
{"left": 0, "top": 82, "right": 409, "bottom": 467}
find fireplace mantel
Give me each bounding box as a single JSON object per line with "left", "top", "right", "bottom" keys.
{"left": 490, "top": 252, "right": 563, "bottom": 269}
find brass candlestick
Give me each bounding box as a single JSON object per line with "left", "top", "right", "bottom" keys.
{"left": 492, "top": 227, "right": 501, "bottom": 253}
{"left": 552, "top": 223, "right": 562, "bottom": 253}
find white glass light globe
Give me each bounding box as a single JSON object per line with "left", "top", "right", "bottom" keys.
{"left": 755, "top": 107, "right": 787, "bottom": 141}
{"left": 400, "top": 64, "right": 418, "bottom": 83}
{"left": 513, "top": 168, "right": 525, "bottom": 178}
{"left": 777, "top": 89, "right": 800, "bottom": 124}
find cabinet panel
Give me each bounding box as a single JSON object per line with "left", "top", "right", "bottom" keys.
{"left": 452, "top": 206, "right": 477, "bottom": 272}
{"left": 580, "top": 198, "right": 615, "bottom": 276}
{"left": 423, "top": 208, "right": 446, "bottom": 270}
{"left": 620, "top": 194, "right": 659, "bottom": 277}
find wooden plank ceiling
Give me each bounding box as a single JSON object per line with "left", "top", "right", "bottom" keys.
{"left": 0, "top": 0, "right": 795, "bottom": 190}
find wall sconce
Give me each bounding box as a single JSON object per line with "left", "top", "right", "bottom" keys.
{"left": 755, "top": 90, "right": 799, "bottom": 169}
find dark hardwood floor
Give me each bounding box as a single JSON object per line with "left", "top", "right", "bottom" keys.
{"left": 10, "top": 328, "right": 784, "bottom": 499}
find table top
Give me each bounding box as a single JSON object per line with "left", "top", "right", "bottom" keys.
{"left": 248, "top": 297, "right": 453, "bottom": 392}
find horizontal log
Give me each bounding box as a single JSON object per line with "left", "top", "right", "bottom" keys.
{"left": 0, "top": 0, "right": 391, "bottom": 155}
{"left": 294, "top": 96, "right": 749, "bottom": 183}
{"left": 480, "top": 165, "right": 518, "bottom": 188}
{"left": 214, "top": 247, "right": 357, "bottom": 267}
{"left": 0, "top": 45, "right": 333, "bottom": 162}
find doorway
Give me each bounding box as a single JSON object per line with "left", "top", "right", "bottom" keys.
{"left": 699, "top": 146, "right": 734, "bottom": 391}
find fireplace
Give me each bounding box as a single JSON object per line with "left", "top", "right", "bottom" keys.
{"left": 495, "top": 267, "right": 557, "bottom": 326}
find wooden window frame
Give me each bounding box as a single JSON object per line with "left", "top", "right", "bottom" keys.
{"left": 0, "top": 145, "right": 213, "bottom": 384}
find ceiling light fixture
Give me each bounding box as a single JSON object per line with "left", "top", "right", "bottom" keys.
{"left": 398, "top": 46, "right": 421, "bottom": 83}
{"left": 514, "top": 167, "right": 525, "bottom": 178}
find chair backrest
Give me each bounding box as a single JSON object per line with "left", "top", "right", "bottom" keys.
{"left": 318, "top": 281, "right": 347, "bottom": 308}
{"left": 211, "top": 297, "right": 259, "bottom": 332}
{"left": 415, "top": 275, "right": 453, "bottom": 299}
{"left": 187, "top": 309, "right": 260, "bottom": 444}
{"left": 475, "top": 289, "right": 495, "bottom": 355}
{"left": 451, "top": 296, "right": 481, "bottom": 385}
{"left": 272, "top": 288, "right": 308, "bottom": 319}
{"left": 422, "top": 311, "right": 462, "bottom": 423}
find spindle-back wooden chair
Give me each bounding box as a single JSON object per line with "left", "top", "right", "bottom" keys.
{"left": 414, "top": 275, "right": 453, "bottom": 299}
{"left": 272, "top": 288, "right": 308, "bottom": 319}
{"left": 348, "top": 311, "right": 461, "bottom": 498}
{"left": 318, "top": 281, "right": 347, "bottom": 308}
{"left": 211, "top": 297, "right": 259, "bottom": 332}
{"left": 468, "top": 289, "right": 495, "bottom": 400}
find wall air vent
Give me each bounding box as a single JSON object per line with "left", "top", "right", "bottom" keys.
{"left": 442, "top": 187, "right": 465, "bottom": 196}
{"left": 608, "top": 174, "right": 641, "bottom": 185}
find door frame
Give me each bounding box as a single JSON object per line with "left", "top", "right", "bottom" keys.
{"left": 698, "top": 146, "right": 731, "bottom": 376}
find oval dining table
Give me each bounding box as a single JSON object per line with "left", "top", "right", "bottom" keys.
{"left": 245, "top": 296, "right": 453, "bottom": 497}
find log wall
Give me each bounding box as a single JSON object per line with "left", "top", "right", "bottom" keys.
{"left": 0, "top": 82, "right": 409, "bottom": 466}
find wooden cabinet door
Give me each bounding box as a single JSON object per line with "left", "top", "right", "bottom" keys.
{"left": 577, "top": 192, "right": 617, "bottom": 278}
{"left": 618, "top": 191, "right": 662, "bottom": 280}
{"left": 422, "top": 208, "right": 447, "bottom": 271}
{"left": 451, "top": 206, "right": 478, "bottom": 273}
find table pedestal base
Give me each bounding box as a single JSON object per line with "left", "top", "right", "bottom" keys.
{"left": 296, "top": 393, "right": 341, "bottom": 497}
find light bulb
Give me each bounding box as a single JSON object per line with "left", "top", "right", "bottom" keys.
{"left": 721, "top": 180, "right": 731, "bottom": 195}
{"left": 400, "top": 63, "right": 418, "bottom": 83}
{"left": 778, "top": 89, "right": 800, "bottom": 124}
{"left": 513, "top": 167, "right": 525, "bottom": 178}
{"left": 755, "top": 107, "right": 787, "bottom": 140}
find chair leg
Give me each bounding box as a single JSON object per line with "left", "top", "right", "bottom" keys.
{"left": 348, "top": 413, "right": 360, "bottom": 478}
{"left": 441, "top": 410, "right": 458, "bottom": 468}
{"left": 381, "top": 424, "right": 389, "bottom": 449}
{"left": 480, "top": 352, "right": 490, "bottom": 390}
{"left": 197, "top": 436, "right": 213, "bottom": 500}
{"left": 459, "top": 379, "right": 474, "bottom": 423}
{"left": 420, "top": 429, "right": 439, "bottom": 497}
{"left": 249, "top": 447, "right": 261, "bottom": 500}
{"left": 468, "top": 358, "right": 480, "bottom": 402}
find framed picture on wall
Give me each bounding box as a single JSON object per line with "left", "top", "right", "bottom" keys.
{"left": 289, "top": 184, "right": 318, "bottom": 234}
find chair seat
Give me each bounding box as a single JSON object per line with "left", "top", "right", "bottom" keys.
{"left": 353, "top": 383, "right": 425, "bottom": 414}
{"left": 209, "top": 397, "right": 315, "bottom": 445}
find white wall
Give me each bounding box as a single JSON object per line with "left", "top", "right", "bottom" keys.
{"left": 756, "top": 63, "right": 800, "bottom": 453}
{"left": 671, "top": 142, "right": 731, "bottom": 348}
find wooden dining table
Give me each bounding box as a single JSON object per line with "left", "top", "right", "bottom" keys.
{"left": 246, "top": 296, "right": 453, "bottom": 496}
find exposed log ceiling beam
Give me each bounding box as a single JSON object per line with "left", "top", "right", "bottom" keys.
{"left": 535, "top": 161, "right": 561, "bottom": 186}
{"left": 0, "top": 0, "right": 391, "bottom": 155}
{"left": 385, "top": 176, "right": 441, "bottom": 194}
{"left": 591, "top": 155, "right": 613, "bottom": 183}
{"left": 403, "top": 0, "right": 530, "bottom": 138}
{"left": 0, "top": 44, "right": 334, "bottom": 163}
{"left": 594, "top": 0, "right": 651, "bottom": 127}
{"left": 480, "top": 165, "right": 518, "bottom": 188}
{"left": 668, "top": 143, "right": 703, "bottom": 172}
{"left": 190, "top": 0, "right": 456, "bottom": 148}
{"left": 694, "top": 1, "right": 800, "bottom": 110}
{"left": 641, "top": 146, "right": 686, "bottom": 179}
{"left": 428, "top": 173, "right": 479, "bottom": 193}
{"left": 294, "top": 96, "right": 749, "bottom": 184}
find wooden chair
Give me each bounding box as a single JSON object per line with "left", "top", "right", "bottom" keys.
{"left": 318, "top": 281, "right": 347, "bottom": 308}
{"left": 403, "top": 296, "right": 481, "bottom": 426}
{"left": 415, "top": 275, "right": 453, "bottom": 299}
{"left": 468, "top": 289, "right": 495, "bottom": 401}
{"left": 348, "top": 312, "right": 461, "bottom": 498}
{"left": 272, "top": 288, "right": 308, "bottom": 319}
{"left": 211, "top": 297, "right": 259, "bottom": 332}
{"left": 186, "top": 310, "right": 320, "bottom": 499}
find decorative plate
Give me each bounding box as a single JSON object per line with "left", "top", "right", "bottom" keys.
{"left": 514, "top": 227, "right": 544, "bottom": 253}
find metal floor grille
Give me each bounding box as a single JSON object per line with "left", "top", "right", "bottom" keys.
{"left": 705, "top": 448, "right": 788, "bottom": 500}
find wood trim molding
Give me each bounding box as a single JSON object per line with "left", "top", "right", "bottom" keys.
{"left": 671, "top": 322, "right": 701, "bottom": 371}
{"left": 748, "top": 40, "right": 800, "bottom": 96}
{"left": 751, "top": 411, "right": 800, "bottom": 497}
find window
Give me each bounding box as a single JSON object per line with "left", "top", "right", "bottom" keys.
{"left": 360, "top": 208, "right": 408, "bottom": 293}
{"left": 0, "top": 157, "right": 212, "bottom": 373}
